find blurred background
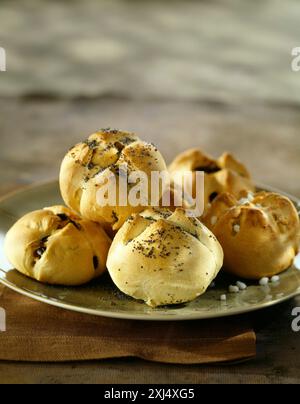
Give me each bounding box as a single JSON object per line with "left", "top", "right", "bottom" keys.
{"left": 0, "top": 0, "right": 300, "bottom": 196}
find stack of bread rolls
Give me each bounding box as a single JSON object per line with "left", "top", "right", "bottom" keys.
{"left": 4, "top": 129, "right": 300, "bottom": 307}
{"left": 170, "top": 149, "right": 300, "bottom": 280}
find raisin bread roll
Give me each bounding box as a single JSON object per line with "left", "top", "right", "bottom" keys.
{"left": 203, "top": 192, "right": 300, "bottom": 279}
{"left": 169, "top": 148, "right": 255, "bottom": 213}
{"left": 4, "top": 206, "right": 111, "bottom": 286}
{"left": 107, "top": 208, "right": 223, "bottom": 307}
{"left": 60, "top": 129, "right": 167, "bottom": 231}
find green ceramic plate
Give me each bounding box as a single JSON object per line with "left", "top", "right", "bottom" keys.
{"left": 0, "top": 181, "right": 300, "bottom": 321}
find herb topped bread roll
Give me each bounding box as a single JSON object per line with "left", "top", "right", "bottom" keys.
{"left": 4, "top": 206, "right": 111, "bottom": 286}
{"left": 169, "top": 149, "right": 255, "bottom": 213}
{"left": 203, "top": 192, "right": 300, "bottom": 280}
{"left": 107, "top": 208, "right": 224, "bottom": 307}
{"left": 60, "top": 129, "right": 167, "bottom": 231}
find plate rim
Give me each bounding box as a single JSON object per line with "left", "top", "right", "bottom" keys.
{"left": 0, "top": 179, "right": 59, "bottom": 205}
{"left": 1, "top": 267, "right": 300, "bottom": 321}
{"left": 0, "top": 180, "right": 299, "bottom": 321}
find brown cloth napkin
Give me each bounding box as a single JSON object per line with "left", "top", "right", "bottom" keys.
{"left": 0, "top": 287, "right": 256, "bottom": 364}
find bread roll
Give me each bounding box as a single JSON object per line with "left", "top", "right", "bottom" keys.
{"left": 4, "top": 206, "right": 111, "bottom": 286}
{"left": 169, "top": 149, "right": 255, "bottom": 213}
{"left": 203, "top": 192, "right": 300, "bottom": 279}
{"left": 60, "top": 129, "right": 167, "bottom": 231}
{"left": 107, "top": 208, "right": 224, "bottom": 307}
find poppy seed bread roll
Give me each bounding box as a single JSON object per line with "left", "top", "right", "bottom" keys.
{"left": 4, "top": 206, "right": 111, "bottom": 286}
{"left": 107, "top": 208, "right": 224, "bottom": 307}
{"left": 203, "top": 192, "right": 300, "bottom": 279}
{"left": 59, "top": 129, "right": 168, "bottom": 231}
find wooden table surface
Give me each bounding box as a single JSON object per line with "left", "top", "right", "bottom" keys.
{"left": 1, "top": 0, "right": 300, "bottom": 384}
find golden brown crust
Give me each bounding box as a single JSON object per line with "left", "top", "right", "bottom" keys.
{"left": 169, "top": 148, "right": 255, "bottom": 213}
{"left": 203, "top": 192, "right": 300, "bottom": 279}
{"left": 60, "top": 129, "right": 167, "bottom": 231}
{"left": 4, "top": 206, "right": 111, "bottom": 286}
{"left": 107, "top": 207, "right": 224, "bottom": 307}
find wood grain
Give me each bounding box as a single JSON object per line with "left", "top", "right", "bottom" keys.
{"left": 0, "top": 98, "right": 300, "bottom": 197}
{"left": 0, "top": 0, "right": 300, "bottom": 106}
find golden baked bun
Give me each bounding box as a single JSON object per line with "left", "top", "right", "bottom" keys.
{"left": 107, "top": 208, "right": 224, "bottom": 307}
{"left": 60, "top": 129, "right": 167, "bottom": 231}
{"left": 4, "top": 206, "right": 111, "bottom": 286}
{"left": 169, "top": 149, "right": 255, "bottom": 213}
{"left": 160, "top": 186, "right": 190, "bottom": 212}
{"left": 203, "top": 192, "right": 300, "bottom": 280}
